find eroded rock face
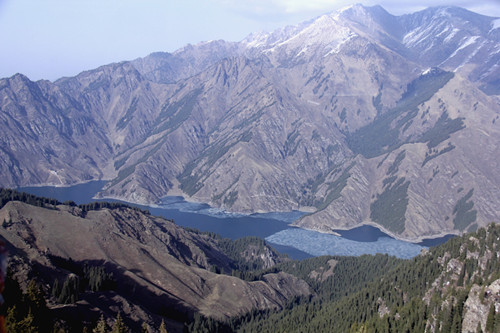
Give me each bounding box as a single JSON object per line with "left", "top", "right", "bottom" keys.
{"left": 1, "top": 5, "right": 500, "bottom": 240}
{"left": 462, "top": 279, "right": 500, "bottom": 332}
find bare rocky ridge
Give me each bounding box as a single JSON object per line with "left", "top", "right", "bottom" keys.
{"left": 462, "top": 279, "right": 500, "bottom": 332}
{"left": 1, "top": 5, "right": 500, "bottom": 240}
{"left": 0, "top": 201, "right": 310, "bottom": 330}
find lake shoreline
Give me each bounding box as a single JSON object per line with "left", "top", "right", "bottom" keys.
{"left": 17, "top": 182, "right": 454, "bottom": 259}
{"left": 18, "top": 180, "right": 455, "bottom": 246}
{"left": 96, "top": 193, "right": 456, "bottom": 246}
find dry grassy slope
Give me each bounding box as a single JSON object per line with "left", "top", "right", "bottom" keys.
{"left": 0, "top": 201, "right": 310, "bottom": 322}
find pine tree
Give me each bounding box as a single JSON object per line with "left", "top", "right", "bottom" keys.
{"left": 26, "top": 280, "right": 46, "bottom": 310}
{"left": 485, "top": 304, "right": 496, "bottom": 333}
{"left": 111, "top": 312, "right": 128, "bottom": 333}
{"left": 52, "top": 279, "right": 61, "bottom": 299}
{"left": 140, "top": 322, "right": 149, "bottom": 333}
{"left": 93, "top": 314, "right": 108, "bottom": 333}
{"left": 5, "top": 306, "right": 19, "bottom": 333}
{"left": 159, "top": 319, "right": 168, "bottom": 333}
{"left": 495, "top": 310, "right": 500, "bottom": 333}
{"left": 58, "top": 275, "right": 79, "bottom": 304}
{"left": 16, "top": 309, "right": 37, "bottom": 333}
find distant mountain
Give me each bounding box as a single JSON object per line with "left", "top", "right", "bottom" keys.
{"left": 0, "top": 4, "right": 499, "bottom": 240}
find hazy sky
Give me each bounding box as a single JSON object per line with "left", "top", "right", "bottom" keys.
{"left": 1, "top": 0, "right": 499, "bottom": 81}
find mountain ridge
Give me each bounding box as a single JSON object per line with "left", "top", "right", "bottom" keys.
{"left": 0, "top": 192, "right": 310, "bottom": 331}
{"left": 1, "top": 4, "right": 500, "bottom": 241}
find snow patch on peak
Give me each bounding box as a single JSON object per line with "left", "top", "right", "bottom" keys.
{"left": 422, "top": 68, "right": 434, "bottom": 75}
{"left": 324, "top": 31, "right": 357, "bottom": 57}
{"left": 447, "top": 36, "right": 480, "bottom": 59}
{"left": 422, "top": 67, "right": 444, "bottom": 76}
{"left": 443, "top": 28, "right": 460, "bottom": 43}
{"left": 243, "top": 31, "right": 271, "bottom": 48}
{"left": 338, "top": 3, "right": 375, "bottom": 24}
{"left": 436, "top": 7, "right": 452, "bottom": 18}
{"left": 277, "top": 15, "right": 353, "bottom": 49}
{"left": 491, "top": 19, "right": 500, "bottom": 32}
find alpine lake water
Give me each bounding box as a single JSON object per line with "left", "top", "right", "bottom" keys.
{"left": 18, "top": 181, "right": 453, "bottom": 260}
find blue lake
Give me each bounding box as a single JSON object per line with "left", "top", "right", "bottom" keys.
{"left": 18, "top": 181, "right": 452, "bottom": 260}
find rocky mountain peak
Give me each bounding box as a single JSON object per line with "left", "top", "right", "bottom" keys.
{"left": 337, "top": 3, "right": 385, "bottom": 22}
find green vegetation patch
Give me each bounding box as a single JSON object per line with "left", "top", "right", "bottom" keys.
{"left": 212, "top": 176, "right": 241, "bottom": 203}
{"left": 0, "top": 188, "right": 60, "bottom": 210}
{"left": 230, "top": 224, "right": 500, "bottom": 333}
{"left": 453, "top": 189, "right": 477, "bottom": 231}
{"left": 153, "top": 88, "right": 202, "bottom": 135}
{"left": 178, "top": 138, "right": 234, "bottom": 195}
{"left": 283, "top": 128, "right": 302, "bottom": 157}
{"left": 422, "top": 142, "right": 456, "bottom": 166}
{"left": 279, "top": 254, "right": 401, "bottom": 300}
{"left": 339, "top": 107, "right": 347, "bottom": 123}
{"left": 223, "top": 191, "right": 238, "bottom": 208}
{"left": 108, "top": 135, "right": 167, "bottom": 188}
{"left": 179, "top": 131, "right": 256, "bottom": 196}
{"left": 233, "top": 102, "right": 275, "bottom": 130}
{"left": 218, "top": 236, "right": 278, "bottom": 272}
{"left": 418, "top": 111, "right": 465, "bottom": 149}
{"left": 347, "top": 70, "right": 454, "bottom": 158}
{"left": 113, "top": 156, "right": 128, "bottom": 170}
{"left": 109, "top": 89, "right": 203, "bottom": 188}
{"left": 314, "top": 163, "right": 355, "bottom": 211}
{"left": 386, "top": 150, "right": 406, "bottom": 176}
{"left": 116, "top": 97, "right": 138, "bottom": 130}
{"left": 370, "top": 177, "right": 410, "bottom": 234}
{"left": 85, "top": 76, "right": 110, "bottom": 92}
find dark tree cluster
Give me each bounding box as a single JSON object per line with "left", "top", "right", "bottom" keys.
{"left": 0, "top": 188, "right": 60, "bottom": 210}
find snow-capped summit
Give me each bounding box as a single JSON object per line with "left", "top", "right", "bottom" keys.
{"left": 240, "top": 4, "right": 500, "bottom": 94}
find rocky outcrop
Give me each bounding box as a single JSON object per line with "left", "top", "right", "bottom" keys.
{"left": 462, "top": 279, "right": 500, "bottom": 332}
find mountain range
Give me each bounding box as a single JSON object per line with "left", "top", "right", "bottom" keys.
{"left": 1, "top": 4, "right": 500, "bottom": 241}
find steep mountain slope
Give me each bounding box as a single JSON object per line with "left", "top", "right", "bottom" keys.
{"left": 0, "top": 5, "right": 499, "bottom": 240}
{"left": 295, "top": 69, "right": 500, "bottom": 240}
{"left": 0, "top": 192, "right": 310, "bottom": 331}
{"left": 398, "top": 6, "right": 500, "bottom": 95}
{"left": 0, "top": 74, "right": 115, "bottom": 187}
